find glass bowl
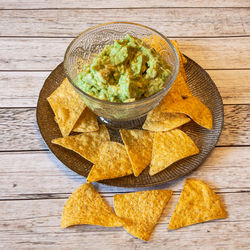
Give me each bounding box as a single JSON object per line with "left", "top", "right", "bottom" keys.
{"left": 64, "top": 22, "right": 179, "bottom": 128}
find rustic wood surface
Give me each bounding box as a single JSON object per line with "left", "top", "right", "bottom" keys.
{"left": 0, "top": 1, "right": 249, "bottom": 249}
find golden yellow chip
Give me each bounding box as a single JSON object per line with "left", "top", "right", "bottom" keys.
{"left": 73, "top": 107, "right": 99, "bottom": 133}
{"left": 61, "top": 183, "right": 123, "bottom": 228}
{"left": 87, "top": 142, "right": 133, "bottom": 182}
{"left": 114, "top": 190, "right": 173, "bottom": 241}
{"left": 171, "top": 40, "right": 187, "bottom": 81}
{"left": 150, "top": 129, "right": 199, "bottom": 176}
{"left": 181, "top": 53, "right": 187, "bottom": 64}
{"left": 143, "top": 111, "right": 191, "bottom": 132}
{"left": 169, "top": 179, "right": 227, "bottom": 230}
{"left": 152, "top": 74, "right": 213, "bottom": 129}
{"left": 52, "top": 125, "right": 110, "bottom": 163}
{"left": 143, "top": 36, "right": 190, "bottom": 97}
{"left": 120, "top": 129, "right": 154, "bottom": 177}
{"left": 163, "top": 94, "right": 213, "bottom": 129}
{"left": 47, "top": 78, "right": 86, "bottom": 137}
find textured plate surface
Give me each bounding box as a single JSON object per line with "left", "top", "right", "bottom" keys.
{"left": 36, "top": 56, "right": 223, "bottom": 187}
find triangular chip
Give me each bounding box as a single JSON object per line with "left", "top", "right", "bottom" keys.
{"left": 114, "top": 190, "right": 173, "bottom": 241}
{"left": 52, "top": 125, "right": 110, "bottom": 163}
{"left": 61, "top": 183, "right": 123, "bottom": 228}
{"left": 181, "top": 52, "right": 187, "bottom": 64}
{"left": 120, "top": 129, "right": 154, "bottom": 177}
{"left": 162, "top": 94, "right": 213, "bottom": 129}
{"left": 87, "top": 142, "right": 133, "bottom": 182}
{"left": 153, "top": 74, "right": 213, "bottom": 129}
{"left": 143, "top": 111, "right": 191, "bottom": 132}
{"left": 171, "top": 40, "right": 187, "bottom": 81}
{"left": 143, "top": 36, "right": 190, "bottom": 97}
{"left": 73, "top": 107, "right": 99, "bottom": 133}
{"left": 150, "top": 129, "right": 199, "bottom": 176}
{"left": 169, "top": 179, "right": 227, "bottom": 230}
{"left": 143, "top": 37, "right": 212, "bottom": 129}
{"left": 47, "top": 78, "right": 86, "bottom": 137}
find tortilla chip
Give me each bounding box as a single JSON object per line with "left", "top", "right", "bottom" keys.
{"left": 143, "top": 37, "right": 212, "bottom": 129}
{"left": 120, "top": 129, "right": 154, "bottom": 177}
{"left": 143, "top": 111, "right": 191, "bottom": 132}
{"left": 171, "top": 40, "right": 187, "bottom": 81}
{"left": 61, "top": 183, "right": 123, "bottom": 228}
{"left": 52, "top": 125, "right": 110, "bottom": 163}
{"left": 143, "top": 36, "right": 190, "bottom": 96}
{"left": 163, "top": 95, "right": 213, "bottom": 129}
{"left": 152, "top": 74, "right": 213, "bottom": 129}
{"left": 169, "top": 179, "right": 227, "bottom": 230}
{"left": 47, "top": 78, "right": 86, "bottom": 137}
{"left": 87, "top": 142, "right": 133, "bottom": 182}
{"left": 150, "top": 129, "right": 199, "bottom": 176}
{"left": 114, "top": 190, "right": 173, "bottom": 241}
{"left": 181, "top": 53, "right": 187, "bottom": 64}
{"left": 174, "top": 39, "right": 187, "bottom": 65}
{"left": 73, "top": 107, "right": 99, "bottom": 133}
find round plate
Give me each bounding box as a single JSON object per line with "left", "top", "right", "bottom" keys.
{"left": 36, "top": 56, "right": 223, "bottom": 187}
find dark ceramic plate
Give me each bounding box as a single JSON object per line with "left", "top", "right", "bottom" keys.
{"left": 36, "top": 56, "right": 223, "bottom": 187}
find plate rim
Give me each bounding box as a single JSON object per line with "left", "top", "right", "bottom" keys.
{"left": 36, "top": 55, "right": 224, "bottom": 188}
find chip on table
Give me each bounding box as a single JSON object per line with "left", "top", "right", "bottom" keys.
{"left": 120, "top": 129, "right": 154, "bottom": 177}
{"left": 87, "top": 141, "right": 133, "bottom": 182}
{"left": 61, "top": 183, "right": 123, "bottom": 228}
{"left": 52, "top": 125, "right": 110, "bottom": 164}
{"left": 150, "top": 129, "right": 199, "bottom": 176}
{"left": 169, "top": 179, "right": 227, "bottom": 230}
{"left": 47, "top": 78, "right": 86, "bottom": 137}
{"left": 114, "top": 190, "right": 173, "bottom": 241}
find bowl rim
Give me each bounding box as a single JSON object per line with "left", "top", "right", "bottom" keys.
{"left": 64, "top": 21, "right": 179, "bottom": 106}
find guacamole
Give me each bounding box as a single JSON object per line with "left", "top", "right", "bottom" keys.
{"left": 77, "top": 34, "right": 172, "bottom": 103}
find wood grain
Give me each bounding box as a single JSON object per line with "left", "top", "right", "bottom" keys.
{"left": 0, "top": 105, "right": 249, "bottom": 151}
{"left": 0, "top": 147, "right": 249, "bottom": 199}
{"left": 0, "top": 72, "right": 47, "bottom": 107}
{"left": 1, "top": 0, "right": 249, "bottom": 9}
{"left": 0, "top": 37, "right": 249, "bottom": 71}
{"left": 0, "top": 193, "right": 249, "bottom": 249}
{"left": 0, "top": 3, "right": 249, "bottom": 249}
{"left": 0, "top": 8, "right": 249, "bottom": 37}
{"left": 1, "top": 70, "right": 249, "bottom": 108}
{"left": 209, "top": 70, "right": 250, "bottom": 104}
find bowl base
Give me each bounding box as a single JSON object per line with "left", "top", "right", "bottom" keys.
{"left": 98, "top": 115, "right": 146, "bottom": 129}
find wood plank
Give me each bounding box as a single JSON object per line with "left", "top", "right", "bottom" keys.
{"left": 209, "top": 70, "right": 250, "bottom": 104}
{"left": 218, "top": 105, "right": 250, "bottom": 146}
{"left": 0, "top": 193, "right": 249, "bottom": 249}
{"left": 177, "top": 38, "right": 250, "bottom": 69}
{"left": 1, "top": 70, "right": 250, "bottom": 108}
{"left": 0, "top": 147, "right": 249, "bottom": 199}
{"left": 0, "top": 0, "right": 249, "bottom": 9}
{"left": 0, "top": 37, "right": 249, "bottom": 70}
{"left": 0, "top": 105, "right": 249, "bottom": 151}
{"left": 0, "top": 8, "right": 249, "bottom": 37}
{"left": 0, "top": 71, "right": 47, "bottom": 107}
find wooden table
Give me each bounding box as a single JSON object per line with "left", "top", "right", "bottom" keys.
{"left": 0, "top": 1, "right": 250, "bottom": 249}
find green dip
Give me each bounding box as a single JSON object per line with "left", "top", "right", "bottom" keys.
{"left": 77, "top": 34, "right": 172, "bottom": 103}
